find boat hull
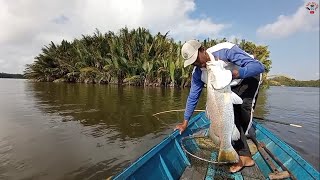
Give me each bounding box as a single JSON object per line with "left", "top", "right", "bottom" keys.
{"left": 112, "top": 112, "right": 319, "bottom": 180}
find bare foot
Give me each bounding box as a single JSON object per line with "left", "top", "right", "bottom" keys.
{"left": 229, "top": 156, "right": 255, "bottom": 173}
{"left": 241, "top": 156, "right": 255, "bottom": 167}
{"left": 229, "top": 158, "right": 243, "bottom": 173}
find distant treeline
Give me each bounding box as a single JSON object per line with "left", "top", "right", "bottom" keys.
{"left": 0, "top": 73, "right": 25, "bottom": 79}
{"left": 268, "top": 76, "right": 319, "bottom": 87}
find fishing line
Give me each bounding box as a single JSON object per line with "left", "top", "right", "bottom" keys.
{"left": 152, "top": 109, "right": 302, "bottom": 128}
{"left": 152, "top": 109, "right": 205, "bottom": 116}
{"left": 152, "top": 109, "right": 205, "bottom": 127}
{"left": 180, "top": 135, "right": 230, "bottom": 165}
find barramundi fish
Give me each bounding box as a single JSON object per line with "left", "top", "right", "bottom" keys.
{"left": 205, "top": 60, "right": 243, "bottom": 163}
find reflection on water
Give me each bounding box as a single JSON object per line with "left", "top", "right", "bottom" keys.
{"left": 1, "top": 79, "right": 208, "bottom": 180}
{"left": 0, "top": 79, "right": 319, "bottom": 179}
{"left": 27, "top": 82, "right": 207, "bottom": 138}
{"left": 253, "top": 87, "right": 269, "bottom": 118}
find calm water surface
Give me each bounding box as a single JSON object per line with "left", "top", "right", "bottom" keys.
{"left": 0, "top": 79, "right": 319, "bottom": 179}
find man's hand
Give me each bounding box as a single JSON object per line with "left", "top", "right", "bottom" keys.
{"left": 174, "top": 120, "right": 188, "bottom": 134}
{"left": 232, "top": 68, "right": 240, "bottom": 79}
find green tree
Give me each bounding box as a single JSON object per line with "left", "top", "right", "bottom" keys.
{"left": 24, "top": 27, "right": 273, "bottom": 88}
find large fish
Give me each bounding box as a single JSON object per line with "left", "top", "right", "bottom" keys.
{"left": 205, "top": 60, "right": 243, "bottom": 163}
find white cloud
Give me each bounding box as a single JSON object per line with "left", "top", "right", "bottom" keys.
{"left": 0, "top": 0, "right": 228, "bottom": 73}
{"left": 256, "top": 1, "right": 319, "bottom": 39}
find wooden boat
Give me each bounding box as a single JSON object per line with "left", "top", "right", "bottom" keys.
{"left": 112, "top": 112, "right": 319, "bottom": 180}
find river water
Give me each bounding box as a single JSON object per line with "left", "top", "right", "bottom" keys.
{"left": 0, "top": 79, "right": 319, "bottom": 179}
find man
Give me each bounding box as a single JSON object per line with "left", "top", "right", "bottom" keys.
{"left": 175, "top": 39, "right": 265, "bottom": 172}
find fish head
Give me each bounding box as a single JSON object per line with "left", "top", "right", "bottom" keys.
{"left": 206, "top": 61, "right": 232, "bottom": 90}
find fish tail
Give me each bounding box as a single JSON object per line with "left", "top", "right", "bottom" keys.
{"left": 218, "top": 148, "right": 239, "bottom": 163}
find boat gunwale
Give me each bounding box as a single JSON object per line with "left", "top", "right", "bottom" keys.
{"left": 112, "top": 112, "right": 204, "bottom": 179}
{"left": 253, "top": 120, "right": 319, "bottom": 179}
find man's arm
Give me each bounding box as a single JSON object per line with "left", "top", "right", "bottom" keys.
{"left": 175, "top": 67, "right": 204, "bottom": 134}
{"left": 212, "top": 42, "right": 265, "bottom": 78}
{"left": 184, "top": 67, "right": 205, "bottom": 121}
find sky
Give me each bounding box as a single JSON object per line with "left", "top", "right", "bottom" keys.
{"left": 0, "top": 0, "right": 319, "bottom": 80}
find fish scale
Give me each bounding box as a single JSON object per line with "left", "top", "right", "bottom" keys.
{"left": 205, "top": 61, "right": 240, "bottom": 163}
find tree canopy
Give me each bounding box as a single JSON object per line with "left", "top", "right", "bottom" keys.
{"left": 268, "top": 76, "right": 319, "bottom": 87}
{"left": 24, "top": 27, "right": 272, "bottom": 88}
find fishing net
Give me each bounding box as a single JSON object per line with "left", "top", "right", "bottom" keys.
{"left": 180, "top": 135, "right": 237, "bottom": 180}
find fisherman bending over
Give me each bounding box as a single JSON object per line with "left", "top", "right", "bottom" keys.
{"left": 175, "top": 39, "right": 265, "bottom": 173}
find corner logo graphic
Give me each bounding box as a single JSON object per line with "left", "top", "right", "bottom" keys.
{"left": 306, "top": 2, "right": 318, "bottom": 14}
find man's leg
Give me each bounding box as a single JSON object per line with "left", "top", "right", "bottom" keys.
{"left": 230, "top": 74, "right": 262, "bottom": 172}
{"left": 230, "top": 103, "right": 255, "bottom": 173}
{"left": 233, "top": 104, "right": 251, "bottom": 157}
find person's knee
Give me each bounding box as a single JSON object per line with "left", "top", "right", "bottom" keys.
{"left": 241, "top": 98, "right": 253, "bottom": 112}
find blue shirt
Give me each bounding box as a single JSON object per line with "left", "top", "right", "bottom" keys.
{"left": 184, "top": 42, "right": 265, "bottom": 121}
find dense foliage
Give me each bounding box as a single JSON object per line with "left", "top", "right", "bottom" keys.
{"left": 0, "top": 73, "right": 24, "bottom": 79}
{"left": 268, "top": 76, "right": 320, "bottom": 87}
{"left": 24, "top": 27, "right": 272, "bottom": 88}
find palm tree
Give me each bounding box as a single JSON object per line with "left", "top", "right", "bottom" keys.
{"left": 24, "top": 27, "right": 272, "bottom": 88}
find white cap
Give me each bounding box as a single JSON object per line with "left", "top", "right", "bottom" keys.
{"left": 181, "top": 40, "right": 201, "bottom": 67}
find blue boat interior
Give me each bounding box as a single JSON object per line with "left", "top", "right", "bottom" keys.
{"left": 113, "top": 112, "right": 319, "bottom": 180}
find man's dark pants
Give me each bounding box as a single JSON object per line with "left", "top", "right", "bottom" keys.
{"left": 231, "top": 74, "right": 261, "bottom": 156}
